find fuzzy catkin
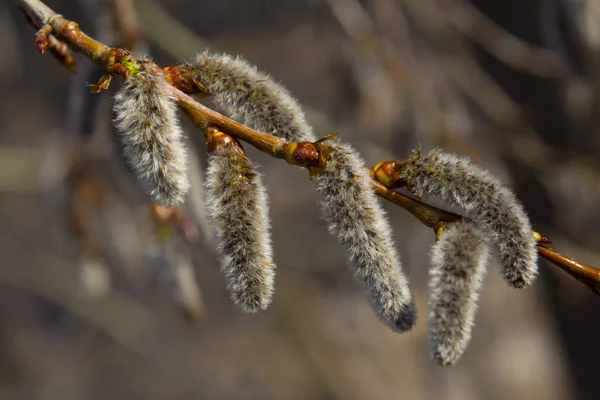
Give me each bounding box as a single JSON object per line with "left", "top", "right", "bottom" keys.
{"left": 113, "top": 65, "right": 189, "bottom": 206}
{"left": 313, "top": 138, "right": 415, "bottom": 332}
{"left": 399, "top": 149, "right": 537, "bottom": 288}
{"left": 184, "top": 52, "right": 315, "bottom": 142}
{"left": 428, "top": 223, "right": 489, "bottom": 366}
{"left": 205, "top": 146, "right": 275, "bottom": 312}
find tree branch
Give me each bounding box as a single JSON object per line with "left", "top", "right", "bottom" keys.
{"left": 537, "top": 246, "right": 600, "bottom": 295}
{"left": 8, "top": 0, "right": 599, "bottom": 296}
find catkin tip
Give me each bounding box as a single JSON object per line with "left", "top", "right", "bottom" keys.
{"left": 390, "top": 301, "right": 417, "bottom": 332}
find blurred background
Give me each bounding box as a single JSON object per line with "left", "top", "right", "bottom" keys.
{"left": 1, "top": 0, "right": 600, "bottom": 398}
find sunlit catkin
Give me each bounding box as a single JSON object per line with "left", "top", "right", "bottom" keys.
{"left": 183, "top": 52, "right": 315, "bottom": 142}
{"left": 204, "top": 136, "right": 275, "bottom": 312}
{"left": 312, "top": 138, "right": 415, "bottom": 332}
{"left": 399, "top": 149, "right": 537, "bottom": 288}
{"left": 113, "top": 63, "right": 189, "bottom": 206}
{"left": 429, "top": 223, "right": 489, "bottom": 366}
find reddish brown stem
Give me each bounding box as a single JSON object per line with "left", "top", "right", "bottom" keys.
{"left": 372, "top": 180, "right": 462, "bottom": 229}
{"left": 538, "top": 246, "right": 600, "bottom": 296}
{"left": 176, "top": 91, "right": 287, "bottom": 157}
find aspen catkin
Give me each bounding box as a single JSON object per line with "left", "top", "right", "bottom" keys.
{"left": 183, "top": 52, "right": 315, "bottom": 142}
{"left": 313, "top": 138, "right": 415, "bottom": 332}
{"left": 113, "top": 62, "right": 189, "bottom": 206}
{"left": 428, "top": 222, "right": 489, "bottom": 366}
{"left": 204, "top": 137, "right": 276, "bottom": 312}
{"left": 399, "top": 149, "right": 537, "bottom": 288}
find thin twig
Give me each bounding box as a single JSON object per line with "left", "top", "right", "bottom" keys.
{"left": 538, "top": 246, "right": 600, "bottom": 295}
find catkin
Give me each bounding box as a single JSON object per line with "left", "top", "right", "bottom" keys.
{"left": 428, "top": 223, "right": 489, "bottom": 366}
{"left": 398, "top": 149, "right": 537, "bottom": 288}
{"left": 113, "top": 63, "right": 189, "bottom": 206}
{"left": 205, "top": 146, "right": 275, "bottom": 312}
{"left": 313, "top": 138, "right": 415, "bottom": 332}
{"left": 183, "top": 51, "right": 315, "bottom": 142}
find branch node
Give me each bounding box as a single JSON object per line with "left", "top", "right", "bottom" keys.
{"left": 371, "top": 160, "right": 407, "bottom": 189}
{"left": 283, "top": 141, "right": 320, "bottom": 168}
{"left": 533, "top": 231, "right": 552, "bottom": 244}
{"left": 163, "top": 65, "right": 209, "bottom": 95}
{"left": 205, "top": 126, "right": 246, "bottom": 156}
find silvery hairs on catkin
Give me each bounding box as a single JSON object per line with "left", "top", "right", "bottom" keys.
{"left": 398, "top": 149, "right": 537, "bottom": 288}
{"left": 113, "top": 62, "right": 189, "bottom": 206}
{"left": 204, "top": 146, "right": 275, "bottom": 312}
{"left": 429, "top": 222, "right": 489, "bottom": 366}
{"left": 184, "top": 51, "right": 315, "bottom": 142}
{"left": 312, "top": 138, "right": 415, "bottom": 332}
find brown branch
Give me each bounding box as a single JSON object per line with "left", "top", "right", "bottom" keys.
{"left": 176, "top": 91, "right": 288, "bottom": 158}
{"left": 538, "top": 246, "right": 600, "bottom": 295}
{"left": 371, "top": 180, "right": 462, "bottom": 229}
{"left": 12, "top": 0, "right": 108, "bottom": 60}
{"left": 8, "top": 0, "right": 600, "bottom": 296}
{"left": 10, "top": 0, "right": 124, "bottom": 69}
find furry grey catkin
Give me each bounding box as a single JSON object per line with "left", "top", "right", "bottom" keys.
{"left": 312, "top": 138, "right": 415, "bottom": 332}
{"left": 398, "top": 149, "right": 537, "bottom": 288}
{"left": 184, "top": 51, "right": 315, "bottom": 142}
{"left": 113, "top": 63, "right": 189, "bottom": 206}
{"left": 205, "top": 146, "right": 275, "bottom": 312}
{"left": 428, "top": 223, "right": 489, "bottom": 366}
